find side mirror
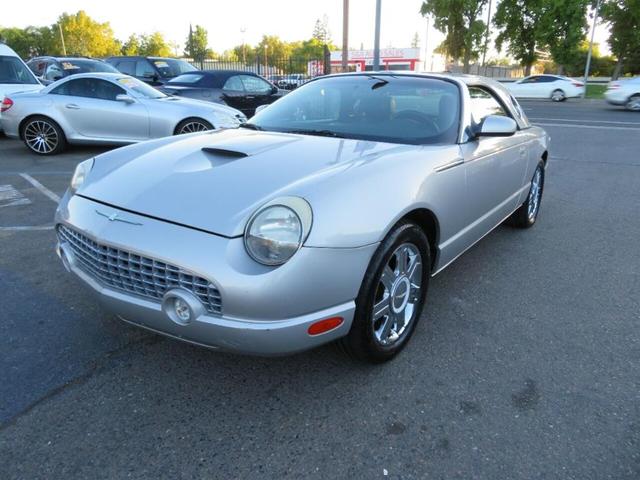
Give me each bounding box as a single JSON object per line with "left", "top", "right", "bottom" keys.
{"left": 475, "top": 115, "right": 517, "bottom": 137}
{"left": 255, "top": 104, "right": 269, "bottom": 114}
{"left": 116, "top": 94, "right": 135, "bottom": 104}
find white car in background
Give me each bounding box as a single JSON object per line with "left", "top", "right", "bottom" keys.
{"left": 506, "top": 74, "right": 585, "bottom": 102}
{"left": 604, "top": 77, "right": 640, "bottom": 111}
{"left": 0, "top": 43, "right": 43, "bottom": 129}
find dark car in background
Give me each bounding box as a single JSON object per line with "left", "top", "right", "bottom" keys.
{"left": 158, "top": 70, "right": 282, "bottom": 117}
{"left": 105, "top": 56, "right": 197, "bottom": 86}
{"left": 26, "top": 57, "right": 119, "bottom": 85}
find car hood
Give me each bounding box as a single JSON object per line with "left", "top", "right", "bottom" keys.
{"left": 79, "top": 128, "right": 416, "bottom": 237}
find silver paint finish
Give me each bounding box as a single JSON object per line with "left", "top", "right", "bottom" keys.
{"left": 1, "top": 73, "right": 244, "bottom": 144}
{"left": 55, "top": 73, "right": 549, "bottom": 355}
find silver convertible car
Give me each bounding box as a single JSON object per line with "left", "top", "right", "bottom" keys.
{"left": 54, "top": 72, "right": 549, "bottom": 362}
{"left": 0, "top": 72, "right": 246, "bottom": 155}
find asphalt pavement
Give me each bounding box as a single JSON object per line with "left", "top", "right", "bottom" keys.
{"left": 1, "top": 99, "right": 639, "bottom": 479}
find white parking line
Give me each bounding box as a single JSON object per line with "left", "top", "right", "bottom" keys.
{"left": 533, "top": 122, "right": 640, "bottom": 131}
{"left": 19, "top": 173, "right": 61, "bottom": 203}
{"left": 0, "top": 185, "right": 32, "bottom": 208}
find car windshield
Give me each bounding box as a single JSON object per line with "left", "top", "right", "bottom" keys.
{"left": 0, "top": 56, "right": 39, "bottom": 85}
{"left": 58, "top": 59, "right": 119, "bottom": 74}
{"left": 116, "top": 76, "right": 166, "bottom": 99}
{"left": 151, "top": 59, "right": 197, "bottom": 78}
{"left": 167, "top": 73, "right": 204, "bottom": 84}
{"left": 249, "top": 75, "right": 461, "bottom": 145}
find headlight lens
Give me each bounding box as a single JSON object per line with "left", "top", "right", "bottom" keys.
{"left": 244, "top": 204, "right": 308, "bottom": 266}
{"left": 70, "top": 158, "right": 94, "bottom": 191}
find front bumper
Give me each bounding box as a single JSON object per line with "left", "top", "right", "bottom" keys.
{"left": 55, "top": 194, "right": 377, "bottom": 355}
{"left": 604, "top": 90, "right": 627, "bottom": 106}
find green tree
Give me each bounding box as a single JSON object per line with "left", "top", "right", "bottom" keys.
{"left": 538, "top": 0, "right": 589, "bottom": 74}
{"left": 420, "top": 0, "right": 487, "bottom": 73}
{"left": 312, "top": 15, "right": 331, "bottom": 44}
{"left": 139, "top": 32, "right": 171, "bottom": 57}
{"left": 184, "top": 25, "right": 209, "bottom": 63}
{"left": 601, "top": 0, "right": 640, "bottom": 78}
{"left": 0, "top": 26, "right": 57, "bottom": 57}
{"left": 411, "top": 32, "right": 421, "bottom": 48}
{"left": 121, "top": 34, "right": 140, "bottom": 55}
{"left": 493, "top": 0, "right": 545, "bottom": 76}
{"left": 57, "top": 10, "right": 120, "bottom": 57}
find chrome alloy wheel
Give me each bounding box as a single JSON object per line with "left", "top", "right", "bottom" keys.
{"left": 372, "top": 243, "right": 423, "bottom": 346}
{"left": 178, "top": 121, "right": 211, "bottom": 134}
{"left": 626, "top": 95, "right": 640, "bottom": 111}
{"left": 527, "top": 166, "right": 543, "bottom": 222}
{"left": 24, "top": 120, "right": 58, "bottom": 154}
{"left": 551, "top": 89, "right": 565, "bottom": 102}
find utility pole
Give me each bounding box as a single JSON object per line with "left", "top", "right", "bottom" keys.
{"left": 373, "top": 0, "right": 382, "bottom": 70}
{"left": 342, "top": 0, "right": 349, "bottom": 72}
{"left": 58, "top": 23, "right": 67, "bottom": 56}
{"left": 423, "top": 14, "right": 430, "bottom": 71}
{"left": 240, "top": 27, "right": 247, "bottom": 65}
{"left": 582, "top": 0, "right": 601, "bottom": 98}
{"left": 481, "top": 0, "right": 493, "bottom": 73}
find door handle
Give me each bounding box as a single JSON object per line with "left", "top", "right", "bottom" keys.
{"left": 65, "top": 104, "right": 80, "bottom": 110}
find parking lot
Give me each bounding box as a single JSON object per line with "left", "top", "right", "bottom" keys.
{"left": 1, "top": 99, "right": 640, "bottom": 479}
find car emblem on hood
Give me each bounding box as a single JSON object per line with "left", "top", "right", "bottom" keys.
{"left": 95, "top": 210, "right": 142, "bottom": 225}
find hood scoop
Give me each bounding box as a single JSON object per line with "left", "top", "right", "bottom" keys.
{"left": 201, "top": 147, "right": 248, "bottom": 159}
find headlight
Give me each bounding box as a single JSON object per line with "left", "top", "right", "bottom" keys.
{"left": 244, "top": 197, "right": 312, "bottom": 266}
{"left": 70, "top": 158, "right": 94, "bottom": 191}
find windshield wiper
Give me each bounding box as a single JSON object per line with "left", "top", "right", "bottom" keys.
{"left": 239, "top": 123, "right": 264, "bottom": 131}
{"left": 284, "top": 129, "right": 346, "bottom": 138}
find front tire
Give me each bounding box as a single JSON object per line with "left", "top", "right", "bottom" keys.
{"left": 340, "top": 221, "right": 431, "bottom": 363}
{"left": 507, "top": 162, "right": 545, "bottom": 228}
{"left": 21, "top": 116, "right": 66, "bottom": 155}
{"left": 551, "top": 89, "right": 566, "bottom": 102}
{"left": 174, "top": 118, "right": 213, "bottom": 135}
{"left": 625, "top": 94, "right": 640, "bottom": 111}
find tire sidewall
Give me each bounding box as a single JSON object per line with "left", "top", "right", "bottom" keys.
{"left": 525, "top": 162, "right": 545, "bottom": 226}
{"left": 348, "top": 222, "right": 431, "bottom": 362}
{"left": 551, "top": 89, "right": 565, "bottom": 102}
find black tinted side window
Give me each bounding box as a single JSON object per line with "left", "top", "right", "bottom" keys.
{"left": 116, "top": 60, "right": 136, "bottom": 76}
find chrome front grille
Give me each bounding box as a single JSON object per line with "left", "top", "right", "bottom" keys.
{"left": 57, "top": 224, "right": 222, "bottom": 315}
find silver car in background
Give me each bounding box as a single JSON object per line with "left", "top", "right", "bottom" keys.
{"left": 1, "top": 72, "right": 246, "bottom": 155}
{"left": 55, "top": 73, "right": 549, "bottom": 362}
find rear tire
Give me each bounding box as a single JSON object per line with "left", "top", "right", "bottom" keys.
{"left": 551, "top": 89, "right": 566, "bottom": 102}
{"left": 21, "top": 116, "right": 66, "bottom": 155}
{"left": 625, "top": 94, "right": 640, "bottom": 111}
{"left": 339, "top": 221, "right": 430, "bottom": 363}
{"left": 506, "top": 162, "right": 545, "bottom": 228}
{"left": 174, "top": 118, "right": 213, "bottom": 135}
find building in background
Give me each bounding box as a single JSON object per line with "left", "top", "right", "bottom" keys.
{"left": 330, "top": 48, "right": 447, "bottom": 73}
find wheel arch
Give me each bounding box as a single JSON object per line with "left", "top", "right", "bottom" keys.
{"left": 398, "top": 208, "right": 440, "bottom": 272}
{"left": 18, "top": 114, "right": 66, "bottom": 141}
{"left": 173, "top": 116, "right": 214, "bottom": 135}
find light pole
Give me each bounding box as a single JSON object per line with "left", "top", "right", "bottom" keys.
{"left": 342, "top": 0, "right": 349, "bottom": 72}
{"left": 373, "top": 0, "right": 382, "bottom": 70}
{"left": 582, "top": 0, "right": 601, "bottom": 98}
{"left": 423, "top": 14, "right": 430, "bottom": 71}
{"left": 481, "top": 0, "right": 493, "bottom": 75}
{"left": 240, "top": 27, "right": 246, "bottom": 65}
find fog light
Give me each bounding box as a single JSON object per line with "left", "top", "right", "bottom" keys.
{"left": 308, "top": 316, "right": 344, "bottom": 336}
{"left": 162, "top": 289, "right": 204, "bottom": 326}
{"left": 174, "top": 298, "right": 191, "bottom": 323}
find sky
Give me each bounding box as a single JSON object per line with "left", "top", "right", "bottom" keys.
{"left": 5, "top": 0, "right": 611, "bottom": 59}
